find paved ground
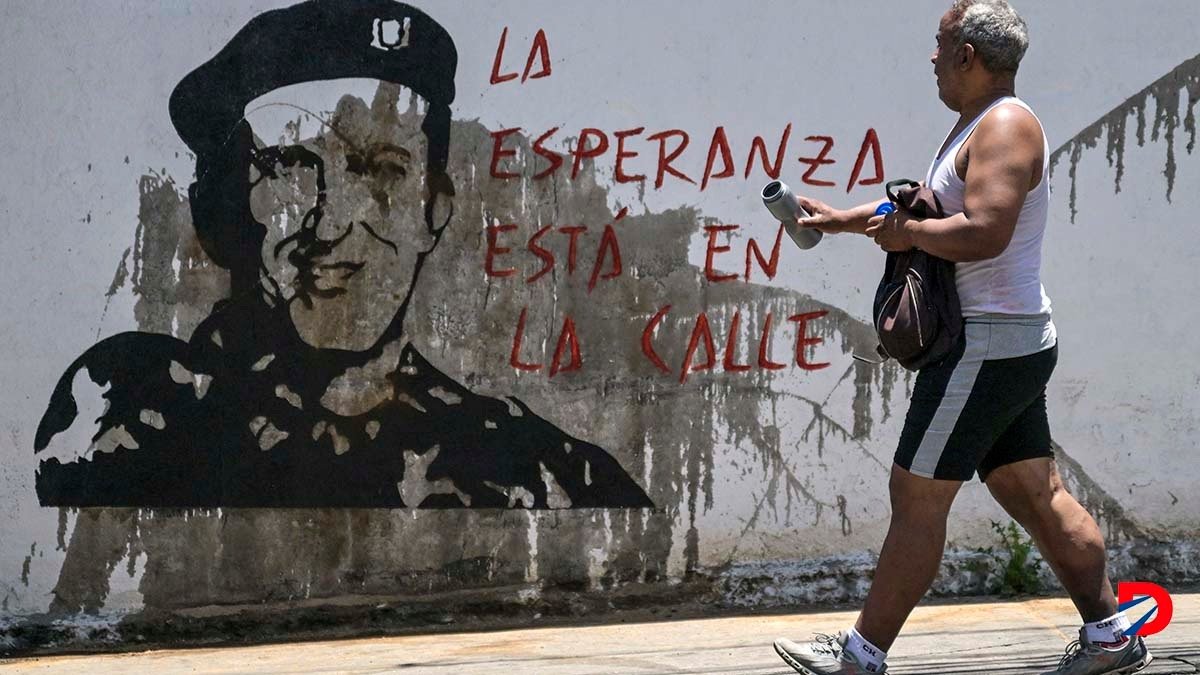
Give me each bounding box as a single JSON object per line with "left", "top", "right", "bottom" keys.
{"left": 4, "top": 594, "right": 1197, "bottom": 674}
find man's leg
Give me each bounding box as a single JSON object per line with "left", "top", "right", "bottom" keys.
{"left": 984, "top": 457, "right": 1154, "bottom": 674}
{"left": 854, "top": 464, "right": 963, "bottom": 651}
{"left": 984, "top": 457, "right": 1116, "bottom": 621}
{"left": 774, "top": 464, "right": 963, "bottom": 673}
{"left": 776, "top": 325, "right": 997, "bottom": 673}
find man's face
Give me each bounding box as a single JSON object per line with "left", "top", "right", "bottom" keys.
{"left": 245, "top": 81, "right": 439, "bottom": 352}
{"left": 931, "top": 11, "right": 964, "bottom": 110}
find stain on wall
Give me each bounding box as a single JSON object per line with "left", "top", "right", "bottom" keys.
{"left": 1050, "top": 52, "right": 1200, "bottom": 219}
{"left": 40, "top": 117, "right": 901, "bottom": 617}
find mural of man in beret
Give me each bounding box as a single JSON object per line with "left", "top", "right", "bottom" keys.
{"left": 33, "top": 0, "right": 653, "bottom": 509}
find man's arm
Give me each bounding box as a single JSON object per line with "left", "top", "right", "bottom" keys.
{"left": 795, "top": 181, "right": 927, "bottom": 237}
{"left": 867, "top": 106, "right": 1042, "bottom": 261}
{"left": 795, "top": 196, "right": 892, "bottom": 236}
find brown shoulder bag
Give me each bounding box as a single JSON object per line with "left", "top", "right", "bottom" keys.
{"left": 868, "top": 179, "right": 963, "bottom": 371}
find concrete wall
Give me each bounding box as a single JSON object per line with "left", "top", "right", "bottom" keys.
{"left": 2, "top": 0, "right": 1198, "bottom": 653}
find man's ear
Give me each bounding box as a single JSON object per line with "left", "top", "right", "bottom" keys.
{"left": 960, "top": 43, "right": 976, "bottom": 70}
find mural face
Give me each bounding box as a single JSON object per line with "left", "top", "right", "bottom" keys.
{"left": 32, "top": 0, "right": 653, "bottom": 510}
{"left": 247, "top": 83, "right": 437, "bottom": 352}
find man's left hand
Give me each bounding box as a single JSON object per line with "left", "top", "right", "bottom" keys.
{"left": 865, "top": 208, "right": 919, "bottom": 252}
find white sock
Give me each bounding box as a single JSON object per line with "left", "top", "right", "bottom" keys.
{"left": 1084, "top": 612, "right": 1132, "bottom": 647}
{"left": 845, "top": 626, "right": 888, "bottom": 672}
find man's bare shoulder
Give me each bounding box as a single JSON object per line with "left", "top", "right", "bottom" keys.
{"left": 960, "top": 102, "right": 1044, "bottom": 182}
{"left": 973, "top": 103, "right": 1043, "bottom": 148}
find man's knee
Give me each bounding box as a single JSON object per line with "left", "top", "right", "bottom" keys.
{"left": 985, "top": 457, "right": 1062, "bottom": 527}
{"left": 888, "top": 463, "right": 961, "bottom": 520}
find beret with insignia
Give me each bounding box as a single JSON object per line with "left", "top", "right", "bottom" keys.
{"left": 169, "top": 0, "right": 457, "bottom": 159}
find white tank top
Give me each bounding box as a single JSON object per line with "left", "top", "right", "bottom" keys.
{"left": 925, "top": 96, "right": 1053, "bottom": 318}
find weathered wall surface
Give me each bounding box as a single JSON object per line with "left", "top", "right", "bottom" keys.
{"left": 1, "top": 0, "right": 1198, "bottom": 654}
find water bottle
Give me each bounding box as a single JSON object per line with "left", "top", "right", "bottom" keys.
{"left": 761, "top": 180, "right": 823, "bottom": 250}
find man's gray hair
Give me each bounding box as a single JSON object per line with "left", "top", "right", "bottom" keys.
{"left": 949, "top": 0, "right": 1029, "bottom": 74}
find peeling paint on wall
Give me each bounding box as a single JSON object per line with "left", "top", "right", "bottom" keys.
{"left": 1049, "top": 52, "right": 1200, "bottom": 220}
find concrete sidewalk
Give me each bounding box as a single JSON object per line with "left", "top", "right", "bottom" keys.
{"left": 5, "top": 594, "right": 1197, "bottom": 674}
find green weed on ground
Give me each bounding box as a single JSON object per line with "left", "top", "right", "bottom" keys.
{"left": 977, "top": 520, "right": 1043, "bottom": 596}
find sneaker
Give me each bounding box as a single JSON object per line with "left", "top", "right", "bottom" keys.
{"left": 773, "top": 632, "right": 887, "bottom": 674}
{"left": 1040, "top": 628, "right": 1153, "bottom": 674}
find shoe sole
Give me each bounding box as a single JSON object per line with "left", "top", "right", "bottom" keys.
{"left": 773, "top": 642, "right": 822, "bottom": 675}
{"left": 1111, "top": 650, "right": 1153, "bottom": 674}
{"left": 773, "top": 641, "right": 1152, "bottom": 675}
{"left": 1041, "top": 647, "right": 1152, "bottom": 675}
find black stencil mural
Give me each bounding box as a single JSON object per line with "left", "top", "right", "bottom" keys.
{"left": 34, "top": 0, "right": 653, "bottom": 509}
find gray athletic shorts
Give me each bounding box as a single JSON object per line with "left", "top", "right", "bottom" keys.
{"left": 894, "top": 316, "right": 1058, "bottom": 482}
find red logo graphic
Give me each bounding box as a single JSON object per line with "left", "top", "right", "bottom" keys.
{"left": 1117, "top": 581, "right": 1173, "bottom": 637}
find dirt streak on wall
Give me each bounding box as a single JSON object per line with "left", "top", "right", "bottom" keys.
{"left": 1049, "top": 52, "right": 1200, "bottom": 220}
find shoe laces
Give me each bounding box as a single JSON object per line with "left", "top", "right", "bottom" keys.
{"left": 1056, "top": 639, "right": 1096, "bottom": 669}
{"left": 810, "top": 632, "right": 842, "bottom": 657}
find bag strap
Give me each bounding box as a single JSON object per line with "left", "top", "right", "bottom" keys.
{"left": 885, "top": 178, "right": 919, "bottom": 205}
{"left": 852, "top": 346, "right": 889, "bottom": 365}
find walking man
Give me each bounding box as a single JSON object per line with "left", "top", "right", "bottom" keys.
{"left": 773, "top": 1, "right": 1152, "bottom": 673}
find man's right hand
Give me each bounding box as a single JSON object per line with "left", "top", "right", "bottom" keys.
{"left": 795, "top": 195, "right": 845, "bottom": 233}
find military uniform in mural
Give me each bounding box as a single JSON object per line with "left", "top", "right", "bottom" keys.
{"left": 34, "top": 297, "right": 651, "bottom": 508}
{"left": 33, "top": 0, "right": 653, "bottom": 509}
